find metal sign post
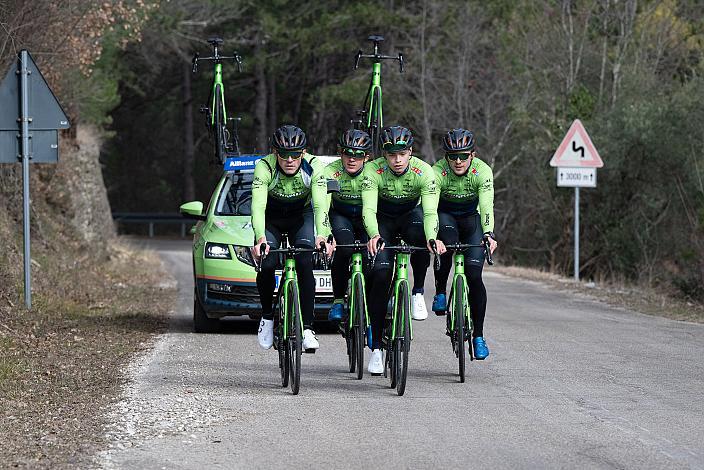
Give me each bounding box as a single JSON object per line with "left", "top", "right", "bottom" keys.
{"left": 549, "top": 119, "right": 604, "bottom": 281}
{"left": 0, "top": 50, "right": 70, "bottom": 309}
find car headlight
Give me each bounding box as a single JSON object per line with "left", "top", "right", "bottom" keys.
{"left": 205, "top": 242, "right": 232, "bottom": 259}
{"left": 233, "top": 245, "right": 256, "bottom": 267}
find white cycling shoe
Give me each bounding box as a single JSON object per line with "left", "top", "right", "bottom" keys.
{"left": 412, "top": 293, "right": 429, "bottom": 321}
{"left": 258, "top": 318, "right": 274, "bottom": 350}
{"left": 368, "top": 349, "right": 384, "bottom": 375}
{"left": 302, "top": 329, "right": 320, "bottom": 350}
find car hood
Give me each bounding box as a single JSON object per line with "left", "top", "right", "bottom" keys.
{"left": 203, "top": 216, "right": 254, "bottom": 246}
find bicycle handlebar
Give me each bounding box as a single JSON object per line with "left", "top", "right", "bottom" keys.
{"left": 353, "top": 35, "right": 404, "bottom": 73}
{"left": 191, "top": 39, "right": 243, "bottom": 74}
{"left": 441, "top": 242, "right": 495, "bottom": 266}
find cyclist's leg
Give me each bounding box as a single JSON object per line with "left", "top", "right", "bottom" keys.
{"left": 291, "top": 208, "right": 316, "bottom": 331}
{"left": 330, "top": 210, "right": 355, "bottom": 300}
{"left": 367, "top": 215, "right": 395, "bottom": 349}
{"left": 403, "top": 207, "right": 430, "bottom": 294}
{"left": 435, "top": 212, "right": 459, "bottom": 296}
{"left": 459, "top": 213, "right": 487, "bottom": 338}
{"left": 256, "top": 223, "right": 282, "bottom": 320}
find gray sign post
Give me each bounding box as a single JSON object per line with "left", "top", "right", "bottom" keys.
{"left": 0, "top": 50, "right": 70, "bottom": 308}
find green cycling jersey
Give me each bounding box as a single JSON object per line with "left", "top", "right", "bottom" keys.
{"left": 251, "top": 153, "right": 329, "bottom": 241}
{"left": 361, "top": 156, "right": 439, "bottom": 241}
{"left": 321, "top": 159, "right": 365, "bottom": 219}
{"left": 432, "top": 157, "right": 495, "bottom": 234}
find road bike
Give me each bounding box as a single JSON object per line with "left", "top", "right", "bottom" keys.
{"left": 375, "top": 238, "right": 427, "bottom": 396}
{"left": 433, "top": 241, "right": 493, "bottom": 383}
{"left": 192, "top": 37, "right": 243, "bottom": 163}
{"left": 352, "top": 35, "right": 404, "bottom": 158}
{"left": 258, "top": 237, "right": 328, "bottom": 395}
{"left": 336, "top": 242, "right": 371, "bottom": 380}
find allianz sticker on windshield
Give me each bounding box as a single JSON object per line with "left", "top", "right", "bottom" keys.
{"left": 224, "top": 154, "right": 264, "bottom": 172}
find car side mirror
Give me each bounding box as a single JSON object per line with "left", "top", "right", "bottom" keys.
{"left": 326, "top": 179, "right": 340, "bottom": 194}
{"left": 180, "top": 201, "right": 206, "bottom": 220}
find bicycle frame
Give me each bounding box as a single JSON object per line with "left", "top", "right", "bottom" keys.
{"left": 279, "top": 256, "right": 304, "bottom": 338}
{"left": 347, "top": 252, "right": 370, "bottom": 331}
{"left": 447, "top": 251, "right": 470, "bottom": 334}
{"left": 390, "top": 251, "right": 413, "bottom": 341}
{"left": 363, "top": 62, "right": 383, "bottom": 129}
{"left": 210, "top": 63, "right": 227, "bottom": 126}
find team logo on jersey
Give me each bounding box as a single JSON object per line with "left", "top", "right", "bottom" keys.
{"left": 376, "top": 167, "right": 385, "bottom": 174}
{"left": 410, "top": 166, "right": 422, "bottom": 176}
{"left": 441, "top": 170, "right": 447, "bottom": 177}
{"left": 332, "top": 170, "right": 342, "bottom": 179}
{"left": 471, "top": 168, "right": 478, "bottom": 175}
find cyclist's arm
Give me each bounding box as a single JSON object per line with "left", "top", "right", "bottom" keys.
{"left": 361, "top": 166, "right": 380, "bottom": 238}
{"left": 312, "top": 166, "right": 332, "bottom": 238}
{"left": 251, "top": 160, "right": 272, "bottom": 242}
{"left": 420, "top": 169, "right": 440, "bottom": 241}
{"left": 477, "top": 162, "right": 495, "bottom": 234}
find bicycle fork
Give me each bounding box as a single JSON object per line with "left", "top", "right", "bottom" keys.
{"left": 391, "top": 252, "right": 413, "bottom": 341}
{"left": 348, "top": 253, "right": 372, "bottom": 347}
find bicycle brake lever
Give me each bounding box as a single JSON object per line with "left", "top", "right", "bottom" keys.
{"left": 235, "top": 53, "right": 243, "bottom": 72}
{"left": 354, "top": 50, "right": 362, "bottom": 70}
{"left": 191, "top": 53, "right": 199, "bottom": 73}
{"left": 398, "top": 53, "right": 404, "bottom": 73}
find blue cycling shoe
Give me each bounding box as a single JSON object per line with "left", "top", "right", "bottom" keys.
{"left": 473, "top": 337, "right": 489, "bottom": 360}
{"left": 328, "top": 302, "right": 344, "bottom": 322}
{"left": 432, "top": 293, "right": 447, "bottom": 315}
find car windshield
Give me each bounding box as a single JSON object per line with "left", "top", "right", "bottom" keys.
{"left": 215, "top": 172, "right": 254, "bottom": 216}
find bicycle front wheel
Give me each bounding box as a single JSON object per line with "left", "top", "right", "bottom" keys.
{"left": 214, "top": 88, "right": 226, "bottom": 163}
{"left": 395, "top": 281, "right": 411, "bottom": 396}
{"left": 354, "top": 274, "right": 366, "bottom": 380}
{"left": 454, "top": 276, "right": 466, "bottom": 383}
{"left": 287, "top": 281, "right": 302, "bottom": 395}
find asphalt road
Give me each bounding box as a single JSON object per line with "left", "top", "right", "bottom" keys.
{"left": 97, "top": 240, "right": 704, "bottom": 469}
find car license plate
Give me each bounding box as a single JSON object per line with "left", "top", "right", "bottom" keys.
{"left": 274, "top": 271, "right": 333, "bottom": 293}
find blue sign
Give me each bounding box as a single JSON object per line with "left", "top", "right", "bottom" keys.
{"left": 224, "top": 154, "right": 264, "bottom": 172}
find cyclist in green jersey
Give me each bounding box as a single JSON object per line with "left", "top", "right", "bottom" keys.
{"left": 251, "top": 125, "right": 333, "bottom": 352}
{"left": 322, "top": 129, "right": 372, "bottom": 322}
{"left": 432, "top": 128, "right": 497, "bottom": 359}
{"left": 362, "top": 125, "right": 446, "bottom": 374}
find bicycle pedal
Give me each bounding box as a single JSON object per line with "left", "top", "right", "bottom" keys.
{"left": 304, "top": 348, "right": 316, "bottom": 354}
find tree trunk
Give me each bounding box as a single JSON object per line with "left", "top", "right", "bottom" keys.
{"left": 182, "top": 63, "right": 195, "bottom": 202}
{"left": 268, "top": 74, "right": 277, "bottom": 135}
{"left": 255, "top": 42, "right": 268, "bottom": 152}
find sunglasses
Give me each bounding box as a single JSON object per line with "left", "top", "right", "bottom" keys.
{"left": 277, "top": 150, "right": 304, "bottom": 159}
{"left": 382, "top": 140, "right": 408, "bottom": 152}
{"left": 342, "top": 148, "right": 366, "bottom": 158}
{"left": 445, "top": 152, "right": 472, "bottom": 161}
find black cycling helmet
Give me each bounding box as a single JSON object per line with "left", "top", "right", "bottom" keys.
{"left": 442, "top": 128, "right": 476, "bottom": 152}
{"left": 272, "top": 124, "right": 307, "bottom": 151}
{"left": 380, "top": 125, "right": 414, "bottom": 152}
{"left": 339, "top": 129, "right": 372, "bottom": 151}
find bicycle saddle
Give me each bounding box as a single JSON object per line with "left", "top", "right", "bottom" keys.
{"left": 207, "top": 37, "right": 224, "bottom": 46}
{"left": 368, "top": 35, "right": 384, "bottom": 43}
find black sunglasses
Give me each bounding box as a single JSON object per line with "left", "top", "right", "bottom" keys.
{"left": 445, "top": 152, "right": 472, "bottom": 161}
{"left": 342, "top": 148, "right": 366, "bottom": 158}
{"left": 277, "top": 149, "right": 304, "bottom": 159}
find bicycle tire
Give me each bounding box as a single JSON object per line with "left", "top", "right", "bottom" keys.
{"left": 395, "top": 280, "right": 411, "bottom": 396}
{"left": 387, "top": 293, "right": 397, "bottom": 389}
{"left": 455, "top": 276, "right": 466, "bottom": 383}
{"left": 354, "top": 274, "right": 366, "bottom": 380}
{"left": 214, "top": 87, "right": 226, "bottom": 163}
{"left": 277, "top": 290, "right": 289, "bottom": 388}
{"left": 288, "top": 281, "right": 302, "bottom": 395}
{"left": 346, "top": 282, "right": 356, "bottom": 373}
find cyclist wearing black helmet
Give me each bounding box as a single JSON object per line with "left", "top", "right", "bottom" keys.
{"left": 251, "top": 125, "right": 333, "bottom": 352}
{"left": 322, "top": 129, "right": 373, "bottom": 322}
{"left": 432, "top": 128, "right": 497, "bottom": 360}
{"left": 361, "top": 125, "right": 446, "bottom": 374}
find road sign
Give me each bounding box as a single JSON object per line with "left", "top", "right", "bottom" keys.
{"left": 549, "top": 119, "right": 603, "bottom": 168}
{"left": 0, "top": 50, "right": 70, "bottom": 309}
{"left": 0, "top": 50, "right": 69, "bottom": 163}
{"left": 557, "top": 167, "right": 596, "bottom": 188}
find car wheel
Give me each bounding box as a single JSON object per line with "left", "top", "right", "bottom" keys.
{"left": 194, "top": 288, "right": 221, "bottom": 333}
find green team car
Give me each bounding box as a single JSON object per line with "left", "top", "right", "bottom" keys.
{"left": 180, "top": 155, "right": 335, "bottom": 332}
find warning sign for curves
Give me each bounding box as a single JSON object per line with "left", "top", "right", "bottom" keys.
{"left": 550, "top": 119, "right": 603, "bottom": 188}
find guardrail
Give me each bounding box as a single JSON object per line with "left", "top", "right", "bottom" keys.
{"left": 112, "top": 212, "right": 194, "bottom": 238}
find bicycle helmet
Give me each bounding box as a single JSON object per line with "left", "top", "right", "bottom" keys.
{"left": 339, "top": 129, "right": 372, "bottom": 151}
{"left": 442, "top": 128, "right": 476, "bottom": 152}
{"left": 380, "top": 125, "right": 414, "bottom": 152}
{"left": 272, "top": 125, "right": 307, "bottom": 151}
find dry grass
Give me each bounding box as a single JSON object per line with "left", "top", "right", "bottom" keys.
{"left": 0, "top": 240, "right": 175, "bottom": 469}
{"left": 496, "top": 265, "right": 704, "bottom": 323}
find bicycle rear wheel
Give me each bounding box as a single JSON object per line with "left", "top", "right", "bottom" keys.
{"left": 454, "top": 276, "right": 466, "bottom": 383}
{"left": 395, "top": 281, "right": 411, "bottom": 396}
{"left": 213, "top": 87, "right": 226, "bottom": 163}
{"left": 288, "top": 281, "right": 302, "bottom": 395}
{"left": 354, "top": 275, "right": 366, "bottom": 380}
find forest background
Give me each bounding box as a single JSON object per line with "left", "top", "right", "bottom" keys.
{"left": 2, "top": 0, "right": 704, "bottom": 301}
